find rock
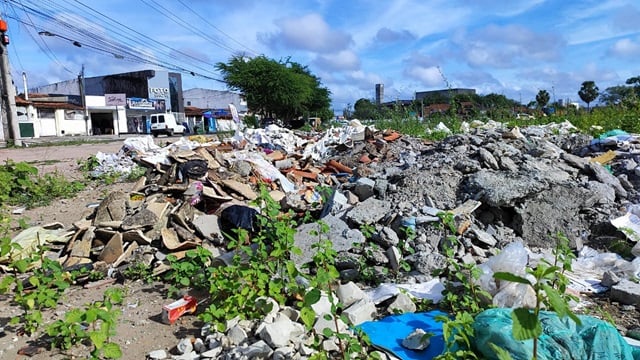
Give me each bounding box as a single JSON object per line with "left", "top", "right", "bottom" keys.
{"left": 587, "top": 181, "right": 616, "bottom": 204}
{"left": 478, "top": 148, "right": 499, "bottom": 170}
{"left": 227, "top": 324, "right": 248, "bottom": 345}
{"left": 463, "top": 169, "right": 548, "bottom": 207}
{"left": 388, "top": 292, "right": 416, "bottom": 314}
{"left": 241, "top": 340, "right": 273, "bottom": 358}
{"left": 176, "top": 337, "right": 193, "bottom": 355}
{"left": 310, "top": 292, "right": 332, "bottom": 316}
{"left": 470, "top": 227, "right": 497, "bottom": 247}
{"left": 200, "top": 347, "right": 222, "bottom": 359}
{"left": 374, "top": 179, "right": 389, "bottom": 198}
{"left": 293, "top": 215, "right": 365, "bottom": 267}
{"left": 402, "top": 328, "right": 431, "bottom": 350}
{"left": 336, "top": 282, "right": 367, "bottom": 307}
{"left": 410, "top": 252, "right": 447, "bottom": 276}
{"left": 387, "top": 246, "right": 402, "bottom": 272}
{"left": 258, "top": 314, "right": 304, "bottom": 348}
{"left": 585, "top": 162, "right": 627, "bottom": 198}
{"left": 611, "top": 279, "right": 640, "bottom": 306}
{"left": 345, "top": 197, "right": 391, "bottom": 226}
{"left": 343, "top": 299, "right": 377, "bottom": 325}
{"left": 272, "top": 346, "right": 295, "bottom": 360}
{"left": 601, "top": 270, "right": 621, "bottom": 287}
{"left": 354, "top": 177, "right": 376, "bottom": 201}
{"left": 372, "top": 227, "right": 400, "bottom": 248}
{"left": 191, "top": 214, "right": 223, "bottom": 243}
{"left": 322, "top": 339, "right": 340, "bottom": 352}
{"left": 121, "top": 209, "right": 159, "bottom": 231}
{"left": 97, "top": 232, "right": 123, "bottom": 264}
{"left": 314, "top": 313, "right": 347, "bottom": 336}
{"left": 147, "top": 349, "right": 168, "bottom": 359}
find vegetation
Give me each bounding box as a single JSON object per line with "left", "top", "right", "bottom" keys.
{"left": 0, "top": 160, "right": 85, "bottom": 208}
{"left": 216, "top": 55, "right": 333, "bottom": 126}
{"left": 47, "top": 288, "right": 124, "bottom": 359}
{"left": 578, "top": 80, "right": 599, "bottom": 111}
{"left": 535, "top": 90, "right": 550, "bottom": 109}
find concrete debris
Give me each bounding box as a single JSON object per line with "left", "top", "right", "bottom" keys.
{"left": 7, "top": 122, "right": 640, "bottom": 359}
{"left": 402, "top": 328, "right": 432, "bottom": 351}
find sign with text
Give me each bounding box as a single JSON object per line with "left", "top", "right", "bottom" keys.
{"left": 105, "top": 93, "right": 127, "bottom": 106}
{"left": 127, "top": 97, "right": 155, "bottom": 109}
{"left": 148, "top": 87, "right": 170, "bottom": 100}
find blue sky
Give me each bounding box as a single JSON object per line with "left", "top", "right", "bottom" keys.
{"left": 3, "top": 0, "right": 640, "bottom": 112}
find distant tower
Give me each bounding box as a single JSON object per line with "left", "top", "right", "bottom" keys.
{"left": 375, "top": 84, "right": 384, "bottom": 105}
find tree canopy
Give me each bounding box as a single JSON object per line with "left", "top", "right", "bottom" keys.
{"left": 578, "top": 81, "right": 599, "bottom": 111}
{"left": 536, "top": 90, "right": 550, "bottom": 109}
{"left": 215, "top": 55, "right": 332, "bottom": 125}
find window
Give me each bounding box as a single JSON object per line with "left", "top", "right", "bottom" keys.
{"left": 38, "top": 108, "right": 55, "bottom": 118}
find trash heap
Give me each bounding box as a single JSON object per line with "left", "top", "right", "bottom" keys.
{"left": 3, "top": 121, "right": 640, "bottom": 359}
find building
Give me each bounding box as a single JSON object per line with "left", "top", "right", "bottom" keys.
{"left": 415, "top": 88, "right": 476, "bottom": 101}
{"left": 29, "top": 70, "right": 184, "bottom": 136}
{"left": 182, "top": 88, "right": 247, "bottom": 113}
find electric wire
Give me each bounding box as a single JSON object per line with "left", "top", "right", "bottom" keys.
{"left": 5, "top": 0, "right": 227, "bottom": 81}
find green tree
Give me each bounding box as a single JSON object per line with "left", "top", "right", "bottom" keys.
{"left": 216, "top": 55, "right": 332, "bottom": 126}
{"left": 352, "top": 98, "right": 380, "bottom": 119}
{"left": 535, "top": 90, "right": 550, "bottom": 109}
{"left": 578, "top": 81, "right": 599, "bottom": 111}
{"left": 600, "top": 85, "right": 635, "bottom": 105}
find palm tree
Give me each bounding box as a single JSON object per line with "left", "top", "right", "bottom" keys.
{"left": 578, "top": 81, "right": 599, "bottom": 111}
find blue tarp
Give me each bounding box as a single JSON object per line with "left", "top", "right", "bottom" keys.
{"left": 357, "top": 311, "right": 447, "bottom": 360}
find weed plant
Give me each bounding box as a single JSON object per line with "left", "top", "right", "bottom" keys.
{"left": 0, "top": 160, "right": 85, "bottom": 208}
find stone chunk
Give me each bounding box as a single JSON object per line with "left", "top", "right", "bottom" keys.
{"left": 586, "top": 162, "right": 627, "bottom": 198}
{"left": 611, "top": 279, "right": 640, "bottom": 306}
{"left": 241, "top": 341, "right": 273, "bottom": 359}
{"left": 336, "top": 282, "right": 367, "bottom": 307}
{"left": 388, "top": 292, "right": 416, "bottom": 314}
{"left": 345, "top": 197, "right": 391, "bottom": 226}
{"left": 387, "top": 246, "right": 402, "bottom": 272}
{"left": 343, "top": 299, "right": 377, "bottom": 325}
{"left": 293, "top": 215, "right": 365, "bottom": 266}
{"left": 221, "top": 179, "right": 257, "bottom": 200}
{"left": 227, "top": 324, "right": 248, "bottom": 345}
{"left": 147, "top": 349, "right": 168, "bottom": 359}
{"left": 478, "top": 148, "right": 499, "bottom": 170}
{"left": 354, "top": 177, "right": 375, "bottom": 201}
{"left": 402, "top": 328, "right": 431, "bottom": 350}
{"left": 259, "top": 315, "right": 304, "bottom": 348}
{"left": 191, "top": 214, "right": 223, "bottom": 242}
{"left": 372, "top": 227, "right": 400, "bottom": 248}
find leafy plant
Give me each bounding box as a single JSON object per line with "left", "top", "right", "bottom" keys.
{"left": 122, "top": 261, "right": 154, "bottom": 283}
{"left": 47, "top": 288, "right": 124, "bottom": 359}
{"left": 493, "top": 232, "right": 581, "bottom": 360}
{"left": 0, "top": 160, "right": 85, "bottom": 208}
{"left": 1, "top": 246, "right": 72, "bottom": 335}
{"left": 164, "top": 246, "right": 212, "bottom": 297}
{"left": 198, "top": 185, "right": 303, "bottom": 331}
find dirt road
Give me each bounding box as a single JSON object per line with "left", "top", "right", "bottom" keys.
{"left": 0, "top": 141, "right": 125, "bottom": 164}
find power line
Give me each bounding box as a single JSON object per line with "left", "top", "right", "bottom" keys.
{"left": 5, "top": 0, "right": 226, "bottom": 81}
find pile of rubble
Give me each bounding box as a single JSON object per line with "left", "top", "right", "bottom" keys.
{"left": 4, "top": 120, "right": 640, "bottom": 359}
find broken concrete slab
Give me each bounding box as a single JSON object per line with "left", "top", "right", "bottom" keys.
{"left": 292, "top": 215, "right": 365, "bottom": 267}
{"left": 98, "top": 232, "right": 123, "bottom": 264}
{"left": 611, "top": 279, "right": 640, "bottom": 306}
{"left": 345, "top": 197, "right": 391, "bottom": 226}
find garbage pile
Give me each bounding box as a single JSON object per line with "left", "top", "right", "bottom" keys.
{"left": 3, "top": 120, "right": 640, "bottom": 359}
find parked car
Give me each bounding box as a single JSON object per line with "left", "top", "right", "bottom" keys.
{"left": 150, "top": 113, "right": 185, "bottom": 137}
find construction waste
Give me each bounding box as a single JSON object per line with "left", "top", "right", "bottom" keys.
{"left": 3, "top": 120, "right": 640, "bottom": 359}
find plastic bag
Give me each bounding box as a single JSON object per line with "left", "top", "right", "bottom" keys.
{"left": 474, "top": 308, "right": 640, "bottom": 360}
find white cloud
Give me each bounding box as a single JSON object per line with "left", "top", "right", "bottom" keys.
{"left": 608, "top": 38, "right": 640, "bottom": 58}
{"left": 404, "top": 66, "right": 442, "bottom": 87}
{"left": 260, "top": 13, "right": 352, "bottom": 53}
{"left": 456, "top": 24, "right": 564, "bottom": 68}
{"left": 314, "top": 50, "right": 360, "bottom": 71}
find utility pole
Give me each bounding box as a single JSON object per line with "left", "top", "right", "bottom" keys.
{"left": 0, "top": 17, "right": 19, "bottom": 146}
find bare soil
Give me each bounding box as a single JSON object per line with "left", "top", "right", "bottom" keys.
{"left": 0, "top": 140, "right": 202, "bottom": 359}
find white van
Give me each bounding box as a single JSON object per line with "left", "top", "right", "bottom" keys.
{"left": 150, "top": 113, "right": 185, "bottom": 137}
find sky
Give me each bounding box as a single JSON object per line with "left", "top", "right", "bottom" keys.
{"left": 2, "top": 0, "right": 640, "bottom": 112}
